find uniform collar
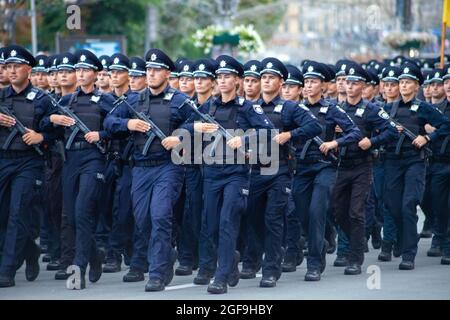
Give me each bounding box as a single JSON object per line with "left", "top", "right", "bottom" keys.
{"left": 149, "top": 84, "right": 172, "bottom": 98}
{"left": 345, "top": 98, "right": 364, "bottom": 108}
{"left": 306, "top": 97, "right": 327, "bottom": 107}
{"left": 5, "top": 81, "right": 33, "bottom": 98}
{"left": 76, "top": 86, "right": 99, "bottom": 96}
{"left": 259, "top": 94, "right": 282, "bottom": 106}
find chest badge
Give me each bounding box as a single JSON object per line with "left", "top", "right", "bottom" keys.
{"left": 319, "top": 106, "right": 328, "bottom": 114}
{"left": 410, "top": 104, "right": 419, "bottom": 112}
{"left": 26, "top": 91, "right": 37, "bottom": 101}
{"left": 274, "top": 104, "right": 283, "bottom": 113}
{"left": 355, "top": 108, "right": 365, "bottom": 117}
{"left": 253, "top": 104, "right": 263, "bottom": 114}
{"left": 90, "top": 95, "right": 100, "bottom": 103}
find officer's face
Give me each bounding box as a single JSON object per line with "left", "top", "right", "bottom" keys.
{"left": 327, "top": 82, "right": 337, "bottom": 96}
{"left": 76, "top": 68, "right": 97, "bottom": 87}
{"left": 304, "top": 78, "right": 323, "bottom": 99}
{"left": 383, "top": 81, "right": 400, "bottom": 100}
{"left": 110, "top": 69, "right": 129, "bottom": 89}
{"left": 261, "top": 73, "right": 283, "bottom": 95}
{"left": 336, "top": 76, "right": 347, "bottom": 94}
{"left": 169, "top": 77, "right": 179, "bottom": 90}
{"left": 130, "top": 76, "right": 147, "bottom": 92}
{"left": 194, "top": 77, "right": 214, "bottom": 95}
{"left": 281, "top": 84, "right": 301, "bottom": 101}
{"left": 48, "top": 71, "right": 59, "bottom": 88}
{"left": 58, "top": 70, "right": 77, "bottom": 88}
{"left": 216, "top": 73, "right": 239, "bottom": 95}
{"left": 6, "top": 63, "right": 31, "bottom": 86}
{"left": 345, "top": 80, "right": 365, "bottom": 98}
{"left": 362, "top": 84, "right": 376, "bottom": 100}
{"left": 422, "top": 84, "right": 431, "bottom": 99}
{"left": 146, "top": 67, "right": 169, "bottom": 89}
{"left": 179, "top": 76, "right": 195, "bottom": 96}
{"left": 443, "top": 79, "right": 450, "bottom": 99}
{"left": 430, "top": 82, "right": 445, "bottom": 100}
{"left": 36, "top": 71, "right": 50, "bottom": 90}
{"left": 97, "top": 70, "right": 110, "bottom": 88}
{"left": 243, "top": 76, "right": 261, "bottom": 98}
{"left": 399, "top": 79, "right": 419, "bottom": 98}
{"left": 0, "top": 64, "right": 10, "bottom": 86}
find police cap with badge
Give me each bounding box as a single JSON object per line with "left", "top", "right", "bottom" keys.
{"left": 98, "top": 55, "right": 111, "bottom": 71}
{"left": 193, "top": 58, "right": 217, "bottom": 79}
{"left": 215, "top": 55, "right": 244, "bottom": 77}
{"left": 5, "top": 45, "right": 36, "bottom": 67}
{"left": 428, "top": 69, "right": 444, "bottom": 84}
{"left": 335, "top": 59, "right": 353, "bottom": 78}
{"left": 109, "top": 53, "right": 130, "bottom": 71}
{"left": 32, "top": 55, "right": 49, "bottom": 73}
{"left": 345, "top": 62, "right": 369, "bottom": 82}
{"left": 302, "top": 60, "right": 328, "bottom": 80}
{"left": 74, "top": 49, "right": 103, "bottom": 71}
{"left": 381, "top": 66, "right": 401, "bottom": 82}
{"left": 260, "top": 57, "right": 288, "bottom": 80}
{"left": 178, "top": 60, "right": 195, "bottom": 78}
{"left": 129, "top": 57, "right": 146, "bottom": 77}
{"left": 47, "top": 54, "right": 60, "bottom": 73}
{"left": 57, "top": 53, "right": 77, "bottom": 71}
{"left": 243, "top": 60, "right": 262, "bottom": 79}
{"left": 398, "top": 63, "right": 424, "bottom": 85}
{"left": 145, "top": 48, "right": 175, "bottom": 71}
{"left": 285, "top": 64, "right": 303, "bottom": 86}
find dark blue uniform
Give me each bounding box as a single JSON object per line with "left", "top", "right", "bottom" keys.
{"left": 293, "top": 100, "right": 361, "bottom": 275}
{"left": 104, "top": 85, "right": 193, "bottom": 288}
{"left": 333, "top": 98, "right": 397, "bottom": 269}
{"left": 383, "top": 98, "right": 450, "bottom": 265}
{"left": 429, "top": 98, "right": 450, "bottom": 256}
{"left": 41, "top": 88, "right": 115, "bottom": 279}
{"left": 187, "top": 94, "right": 273, "bottom": 289}
{"left": 245, "top": 96, "right": 322, "bottom": 282}
{"left": 0, "top": 83, "right": 54, "bottom": 284}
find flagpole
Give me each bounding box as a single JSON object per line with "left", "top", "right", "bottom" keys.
{"left": 441, "top": 22, "right": 446, "bottom": 68}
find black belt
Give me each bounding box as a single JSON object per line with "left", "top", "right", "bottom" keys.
{"left": 133, "top": 159, "right": 170, "bottom": 167}
{"left": 67, "top": 141, "right": 97, "bottom": 151}
{"left": 0, "top": 149, "right": 40, "bottom": 159}
{"left": 339, "top": 156, "right": 372, "bottom": 168}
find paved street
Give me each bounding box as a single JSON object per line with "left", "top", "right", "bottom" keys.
{"left": 1, "top": 210, "right": 449, "bottom": 300}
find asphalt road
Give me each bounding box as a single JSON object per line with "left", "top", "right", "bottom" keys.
{"left": 1, "top": 210, "right": 449, "bottom": 300}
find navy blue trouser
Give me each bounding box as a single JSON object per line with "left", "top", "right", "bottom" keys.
{"left": 62, "top": 148, "right": 105, "bottom": 273}
{"left": 293, "top": 163, "right": 336, "bottom": 271}
{"left": 107, "top": 164, "right": 134, "bottom": 263}
{"left": 420, "top": 164, "right": 433, "bottom": 231}
{"left": 199, "top": 164, "right": 249, "bottom": 283}
{"left": 0, "top": 154, "right": 43, "bottom": 277}
{"left": 384, "top": 157, "right": 426, "bottom": 261}
{"left": 430, "top": 161, "right": 450, "bottom": 250}
{"left": 131, "top": 162, "right": 184, "bottom": 281}
{"left": 373, "top": 162, "right": 397, "bottom": 243}
{"left": 44, "top": 152, "right": 63, "bottom": 261}
{"left": 333, "top": 162, "right": 372, "bottom": 266}
{"left": 178, "top": 165, "right": 203, "bottom": 267}
{"left": 95, "top": 159, "right": 114, "bottom": 249}
{"left": 245, "top": 165, "right": 291, "bottom": 278}
{"left": 283, "top": 192, "right": 301, "bottom": 258}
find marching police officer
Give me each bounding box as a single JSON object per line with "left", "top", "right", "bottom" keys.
{"left": 243, "top": 58, "right": 322, "bottom": 286}
{"left": 43, "top": 49, "right": 115, "bottom": 289}
{"left": 333, "top": 62, "right": 397, "bottom": 275}
{"left": 281, "top": 64, "right": 303, "bottom": 102}
{"left": 383, "top": 63, "right": 450, "bottom": 270}
{"left": 104, "top": 48, "right": 193, "bottom": 291}
{"left": 129, "top": 57, "right": 148, "bottom": 92}
{"left": 291, "top": 61, "right": 361, "bottom": 281}
{"left": 0, "top": 45, "right": 54, "bottom": 287}
{"left": 189, "top": 55, "right": 273, "bottom": 294}
{"left": 242, "top": 60, "right": 262, "bottom": 102}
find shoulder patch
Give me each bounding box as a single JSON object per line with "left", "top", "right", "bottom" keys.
{"left": 378, "top": 109, "right": 390, "bottom": 120}
{"left": 253, "top": 104, "right": 263, "bottom": 114}
{"left": 164, "top": 92, "right": 174, "bottom": 101}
